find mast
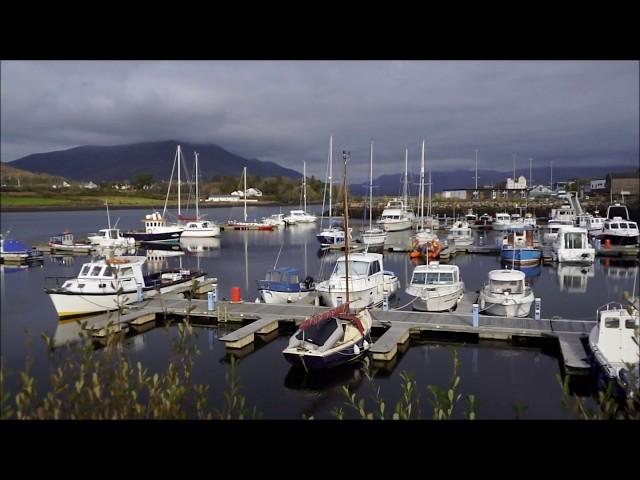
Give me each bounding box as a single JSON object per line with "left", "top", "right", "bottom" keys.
{"left": 403, "top": 149, "right": 409, "bottom": 206}
{"left": 177, "top": 145, "right": 182, "bottom": 217}
{"left": 369, "top": 141, "right": 373, "bottom": 230}
{"left": 420, "top": 140, "right": 425, "bottom": 229}
{"left": 162, "top": 146, "right": 178, "bottom": 219}
{"left": 342, "top": 150, "right": 350, "bottom": 305}
{"left": 512, "top": 153, "right": 516, "bottom": 184}
{"left": 529, "top": 157, "right": 532, "bottom": 188}
{"left": 550, "top": 160, "right": 553, "bottom": 191}
{"left": 195, "top": 152, "right": 200, "bottom": 220}
{"left": 243, "top": 166, "right": 247, "bottom": 222}
{"left": 106, "top": 200, "right": 111, "bottom": 230}
{"left": 329, "top": 136, "right": 333, "bottom": 220}
{"left": 474, "top": 149, "right": 478, "bottom": 191}
{"left": 428, "top": 145, "right": 432, "bottom": 217}
{"left": 303, "top": 161, "right": 307, "bottom": 212}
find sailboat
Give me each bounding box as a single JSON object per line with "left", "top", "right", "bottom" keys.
{"left": 316, "top": 136, "right": 351, "bottom": 247}
{"left": 411, "top": 140, "right": 440, "bottom": 259}
{"left": 361, "top": 141, "right": 387, "bottom": 249}
{"left": 123, "top": 146, "right": 185, "bottom": 242}
{"left": 226, "top": 167, "right": 274, "bottom": 230}
{"left": 284, "top": 161, "right": 317, "bottom": 225}
{"left": 283, "top": 150, "right": 373, "bottom": 371}
{"left": 180, "top": 152, "right": 221, "bottom": 237}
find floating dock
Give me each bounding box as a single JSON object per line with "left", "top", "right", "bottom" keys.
{"left": 67, "top": 288, "right": 596, "bottom": 376}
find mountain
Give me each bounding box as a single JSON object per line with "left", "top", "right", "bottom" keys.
{"left": 7, "top": 141, "right": 301, "bottom": 182}
{"left": 351, "top": 165, "right": 637, "bottom": 195}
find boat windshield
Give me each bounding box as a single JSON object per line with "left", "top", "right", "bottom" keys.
{"left": 489, "top": 279, "right": 523, "bottom": 294}
{"left": 563, "top": 232, "right": 585, "bottom": 249}
{"left": 334, "top": 261, "right": 370, "bottom": 276}
{"left": 412, "top": 271, "right": 455, "bottom": 285}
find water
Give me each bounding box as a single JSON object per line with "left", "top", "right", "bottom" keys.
{"left": 1, "top": 206, "right": 638, "bottom": 419}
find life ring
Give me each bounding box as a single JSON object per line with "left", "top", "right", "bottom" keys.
{"left": 106, "top": 257, "right": 130, "bottom": 265}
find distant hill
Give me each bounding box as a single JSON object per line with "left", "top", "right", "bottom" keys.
{"left": 1, "top": 163, "right": 58, "bottom": 179}
{"left": 351, "top": 165, "right": 637, "bottom": 195}
{"left": 7, "top": 141, "right": 301, "bottom": 182}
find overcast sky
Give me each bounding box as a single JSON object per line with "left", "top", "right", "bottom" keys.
{"left": 1, "top": 60, "right": 638, "bottom": 181}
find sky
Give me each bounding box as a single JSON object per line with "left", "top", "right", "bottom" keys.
{"left": 1, "top": 60, "right": 638, "bottom": 182}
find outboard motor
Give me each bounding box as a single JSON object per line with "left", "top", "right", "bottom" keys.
{"left": 303, "top": 276, "right": 314, "bottom": 289}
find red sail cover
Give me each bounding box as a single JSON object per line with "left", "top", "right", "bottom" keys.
{"left": 299, "top": 303, "right": 350, "bottom": 331}
{"left": 178, "top": 214, "right": 197, "bottom": 221}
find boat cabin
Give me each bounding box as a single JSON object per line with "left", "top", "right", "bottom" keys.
{"left": 605, "top": 203, "right": 629, "bottom": 221}
{"left": 556, "top": 227, "right": 589, "bottom": 250}
{"left": 410, "top": 263, "right": 460, "bottom": 286}
{"left": 488, "top": 270, "right": 526, "bottom": 294}
{"left": 258, "top": 267, "right": 311, "bottom": 292}
{"left": 332, "top": 252, "right": 383, "bottom": 278}
{"left": 595, "top": 305, "right": 639, "bottom": 365}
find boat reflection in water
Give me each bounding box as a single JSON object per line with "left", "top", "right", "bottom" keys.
{"left": 501, "top": 261, "right": 541, "bottom": 279}
{"left": 601, "top": 258, "right": 639, "bottom": 280}
{"left": 179, "top": 237, "right": 221, "bottom": 256}
{"left": 284, "top": 357, "right": 369, "bottom": 392}
{"left": 556, "top": 264, "right": 595, "bottom": 293}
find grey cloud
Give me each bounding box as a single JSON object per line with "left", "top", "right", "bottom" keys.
{"left": 1, "top": 60, "right": 638, "bottom": 182}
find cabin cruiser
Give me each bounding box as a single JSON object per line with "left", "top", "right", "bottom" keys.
{"left": 45, "top": 256, "right": 205, "bottom": 318}
{"left": 549, "top": 204, "right": 576, "bottom": 226}
{"left": 499, "top": 228, "right": 541, "bottom": 266}
{"left": 447, "top": 220, "right": 473, "bottom": 246}
{"left": 478, "top": 269, "right": 535, "bottom": 317}
{"left": 585, "top": 212, "right": 605, "bottom": 232}
{"left": 592, "top": 218, "right": 639, "bottom": 247}
{"left": 492, "top": 213, "right": 512, "bottom": 231}
{"left": 123, "top": 211, "right": 184, "bottom": 242}
{"left": 405, "top": 262, "right": 464, "bottom": 312}
{"left": 284, "top": 209, "right": 317, "bottom": 225}
{"left": 282, "top": 303, "right": 373, "bottom": 371}
{"left": 88, "top": 228, "right": 136, "bottom": 248}
{"left": 552, "top": 226, "right": 595, "bottom": 263}
{"left": 473, "top": 213, "right": 493, "bottom": 230}
{"left": 315, "top": 252, "right": 399, "bottom": 309}
{"left": 316, "top": 221, "right": 353, "bottom": 248}
{"left": 542, "top": 220, "right": 564, "bottom": 244}
{"left": 257, "top": 267, "right": 315, "bottom": 304}
{"left": 376, "top": 198, "right": 415, "bottom": 232}
{"left": 588, "top": 302, "right": 639, "bottom": 399}
{"left": 262, "top": 213, "right": 287, "bottom": 228}
{"left": 180, "top": 219, "right": 221, "bottom": 238}
{"left": 48, "top": 232, "right": 94, "bottom": 253}
{"left": 360, "top": 226, "right": 387, "bottom": 249}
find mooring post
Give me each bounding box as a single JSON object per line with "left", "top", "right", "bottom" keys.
{"left": 472, "top": 303, "right": 479, "bottom": 328}
{"left": 383, "top": 290, "right": 389, "bottom": 311}
{"left": 534, "top": 298, "right": 541, "bottom": 320}
{"left": 136, "top": 284, "right": 143, "bottom": 303}
{"left": 208, "top": 291, "right": 215, "bottom": 311}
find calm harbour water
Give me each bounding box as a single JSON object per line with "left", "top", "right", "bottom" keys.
{"left": 1, "top": 205, "right": 638, "bottom": 419}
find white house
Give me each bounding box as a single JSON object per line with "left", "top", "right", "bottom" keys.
{"left": 590, "top": 179, "right": 606, "bottom": 190}
{"left": 81, "top": 181, "right": 98, "bottom": 189}
{"left": 230, "top": 188, "right": 263, "bottom": 197}
{"left": 52, "top": 181, "right": 71, "bottom": 189}
{"left": 506, "top": 176, "right": 527, "bottom": 190}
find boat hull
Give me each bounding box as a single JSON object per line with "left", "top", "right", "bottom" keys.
{"left": 409, "top": 285, "right": 464, "bottom": 312}
{"left": 500, "top": 248, "right": 541, "bottom": 266}
{"left": 283, "top": 337, "right": 369, "bottom": 370}
{"left": 316, "top": 274, "right": 399, "bottom": 309}
{"left": 478, "top": 290, "right": 534, "bottom": 317}
{"left": 258, "top": 289, "right": 315, "bottom": 304}
{"left": 124, "top": 230, "right": 182, "bottom": 242}
{"left": 180, "top": 226, "right": 221, "bottom": 237}
{"left": 379, "top": 219, "right": 413, "bottom": 232}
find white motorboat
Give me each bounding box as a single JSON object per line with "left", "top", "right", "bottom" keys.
{"left": 315, "top": 252, "right": 399, "bottom": 309}
{"left": 45, "top": 256, "right": 206, "bottom": 318}
{"left": 447, "top": 220, "right": 473, "bottom": 246}
{"left": 284, "top": 161, "right": 317, "bottom": 225}
{"left": 551, "top": 226, "right": 595, "bottom": 263}
{"left": 405, "top": 262, "right": 464, "bottom": 312}
{"left": 588, "top": 302, "right": 639, "bottom": 399}
{"left": 492, "top": 213, "right": 512, "bottom": 231}
{"left": 593, "top": 217, "right": 639, "bottom": 247}
{"left": 262, "top": 213, "right": 287, "bottom": 228}
{"left": 88, "top": 228, "right": 136, "bottom": 248}
{"left": 479, "top": 269, "right": 535, "bottom": 317}
{"left": 257, "top": 267, "right": 315, "bottom": 304}
{"left": 48, "top": 232, "right": 94, "bottom": 254}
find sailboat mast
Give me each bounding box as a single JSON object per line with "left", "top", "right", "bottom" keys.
{"left": 329, "top": 136, "right": 333, "bottom": 220}
{"left": 474, "top": 149, "right": 478, "bottom": 191}
{"left": 195, "top": 152, "right": 199, "bottom": 220}
{"left": 303, "top": 161, "right": 307, "bottom": 212}
{"left": 403, "top": 149, "right": 408, "bottom": 207}
{"left": 529, "top": 157, "right": 532, "bottom": 188}
{"left": 369, "top": 141, "right": 373, "bottom": 230}
{"left": 342, "top": 150, "right": 350, "bottom": 305}
{"left": 512, "top": 153, "right": 516, "bottom": 183}
{"left": 243, "top": 166, "right": 247, "bottom": 223}
{"left": 428, "top": 145, "right": 432, "bottom": 217}
{"left": 106, "top": 200, "right": 111, "bottom": 230}
{"left": 177, "top": 145, "right": 182, "bottom": 217}
{"left": 420, "top": 140, "right": 425, "bottom": 229}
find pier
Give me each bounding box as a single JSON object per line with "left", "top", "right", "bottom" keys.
{"left": 67, "top": 290, "right": 597, "bottom": 376}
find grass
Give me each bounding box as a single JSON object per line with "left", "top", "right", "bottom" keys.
{"left": 1, "top": 193, "right": 164, "bottom": 208}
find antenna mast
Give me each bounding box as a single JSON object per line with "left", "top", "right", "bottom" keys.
{"left": 342, "top": 150, "right": 350, "bottom": 306}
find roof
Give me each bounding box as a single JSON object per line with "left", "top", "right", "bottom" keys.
{"left": 489, "top": 269, "right": 525, "bottom": 282}
{"left": 412, "top": 263, "right": 459, "bottom": 273}
{"left": 336, "top": 252, "right": 382, "bottom": 262}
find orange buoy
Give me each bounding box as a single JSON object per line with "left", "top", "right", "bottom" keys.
{"left": 230, "top": 286, "right": 242, "bottom": 303}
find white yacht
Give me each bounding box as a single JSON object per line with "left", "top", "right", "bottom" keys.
{"left": 179, "top": 152, "right": 221, "bottom": 238}
{"left": 593, "top": 218, "right": 639, "bottom": 247}
{"left": 552, "top": 226, "right": 595, "bottom": 263}
{"left": 549, "top": 204, "right": 576, "bottom": 226}
{"left": 405, "top": 262, "right": 464, "bottom": 312}
{"left": 315, "top": 252, "right": 399, "bottom": 309}
{"left": 45, "top": 256, "right": 206, "bottom": 318}
{"left": 589, "top": 302, "right": 639, "bottom": 399}
{"left": 479, "top": 269, "right": 534, "bottom": 317}
{"left": 284, "top": 209, "right": 317, "bottom": 225}
{"left": 88, "top": 228, "right": 136, "bottom": 248}
{"left": 447, "top": 220, "right": 473, "bottom": 246}
{"left": 377, "top": 198, "right": 415, "bottom": 232}
{"left": 492, "top": 213, "right": 512, "bottom": 231}
{"left": 585, "top": 212, "right": 605, "bottom": 232}
{"left": 262, "top": 213, "right": 287, "bottom": 228}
